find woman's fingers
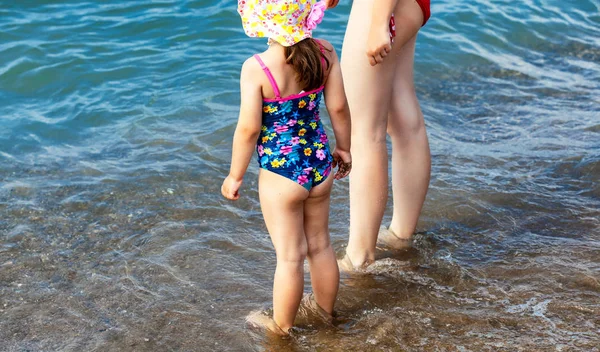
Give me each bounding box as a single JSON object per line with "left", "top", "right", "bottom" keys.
{"left": 368, "top": 46, "right": 392, "bottom": 66}
{"left": 366, "top": 25, "right": 393, "bottom": 66}
{"left": 369, "top": 53, "right": 383, "bottom": 66}
{"left": 368, "top": 56, "right": 375, "bottom": 66}
{"left": 381, "top": 46, "right": 389, "bottom": 57}
{"left": 369, "top": 55, "right": 378, "bottom": 66}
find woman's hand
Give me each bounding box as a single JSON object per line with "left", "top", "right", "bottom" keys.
{"left": 366, "top": 22, "right": 392, "bottom": 66}
{"left": 332, "top": 148, "right": 352, "bottom": 179}
{"left": 221, "top": 175, "right": 242, "bottom": 200}
{"left": 326, "top": 0, "right": 340, "bottom": 9}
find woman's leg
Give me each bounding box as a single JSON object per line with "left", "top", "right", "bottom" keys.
{"left": 342, "top": 0, "right": 396, "bottom": 267}
{"left": 304, "top": 175, "right": 338, "bottom": 314}
{"left": 386, "top": 35, "right": 431, "bottom": 241}
{"left": 258, "top": 169, "right": 309, "bottom": 332}
{"left": 341, "top": 0, "right": 423, "bottom": 267}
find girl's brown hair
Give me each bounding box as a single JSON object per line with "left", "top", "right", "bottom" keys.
{"left": 284, "top": 38, "right": 331, "bottom": 92}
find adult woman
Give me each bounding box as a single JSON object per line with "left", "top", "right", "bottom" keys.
{"left": 328, "top": 0, "right": 431, "bottom": 268}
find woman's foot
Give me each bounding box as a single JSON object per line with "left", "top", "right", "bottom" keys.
{"left": 338, "top": 228, "right": 412, "bottom": 273}
{"left": 337, "top": 253, "right": 370, "bottom": 273}
{"left": 337, "top": 253, "right": 354, "bottom": 273}
{"left": 377, "top": 227, "right": 412, "bottom": 250}
{"left": 245, "top": 311, "right": 289, "bottom": 336}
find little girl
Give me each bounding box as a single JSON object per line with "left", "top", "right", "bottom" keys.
{"left": 222, "top": 0, "right": 352, "bottom": 335}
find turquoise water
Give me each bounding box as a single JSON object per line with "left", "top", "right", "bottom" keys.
{"left": 1, "top": 0, "right": 599, "bottom": 351}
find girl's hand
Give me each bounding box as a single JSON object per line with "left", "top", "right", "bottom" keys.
{"left": 221, "top": 175, "right": 242, "bottom": 200}
{"left": 366, "top": 22, "right": 392, "bottom": 66}
{"left": 332, "top": 148, "right": 352, "bottom": 179}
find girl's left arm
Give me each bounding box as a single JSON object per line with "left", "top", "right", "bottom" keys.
{"left": 222, "top": 60, "right": 263, "bottom": 200}
{"left": 321, "top": 40, "right": 352, "bottom": 179}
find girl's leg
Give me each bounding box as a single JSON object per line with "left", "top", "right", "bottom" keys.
{"left": 303, "top": 175, "right": 338, "bottom": 314}
{"left": 387, "top": 35, "right": 431, "bottom": 240}
{"left": 258, "top": 169, "right": 309, "bottom": 332}
{"left": 341, "top": 0, "right": 423, "bottom": 267}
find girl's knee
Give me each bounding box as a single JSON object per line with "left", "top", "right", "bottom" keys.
{"left": 306, "top": 236, "right": 331, "bottom": 258}
{"left": 277, "top": 241, "right": 308, "bottom": 264}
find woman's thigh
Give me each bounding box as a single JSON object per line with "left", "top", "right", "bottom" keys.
{"left": 341, "top": 0, "right": 397, "bottom": 136}
{"left": 388, "top": 35, "right": 426, "bottom": 136}
{"left": 341, "top": 0, "right": 423, "bottom": 136}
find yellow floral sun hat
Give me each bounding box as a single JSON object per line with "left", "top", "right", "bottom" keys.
{"left": 237, "top": 0, "right": 327, "bottom": 47}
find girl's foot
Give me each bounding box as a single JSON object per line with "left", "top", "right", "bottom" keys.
{"left": 299, "top": 293, "right": 333, "bottom": 325}
{"left": 245, "top": 311, "right": 288, "bottom": 336}
{"left": 377, "top": 227, "right": 412, "bottom": 250}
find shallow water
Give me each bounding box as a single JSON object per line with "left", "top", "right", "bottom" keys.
{"left": 1, "top": 0, "right": 599, "bottom": 351}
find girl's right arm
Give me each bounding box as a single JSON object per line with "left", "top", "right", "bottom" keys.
{"left": 222, "top": 59, "right": 263, "bottom": 200}
{"left": 321, "top": 41, "right": 352, "bottom": 179}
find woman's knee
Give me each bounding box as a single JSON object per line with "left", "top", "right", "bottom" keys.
{"left": 387, "top": 106, "right": 426, "bottom": 139}
{"left": 352, "top": 122, "right": 388, "bottom": 145}
{"left": 349, "top": 101, "right": 393, "bottom": 145}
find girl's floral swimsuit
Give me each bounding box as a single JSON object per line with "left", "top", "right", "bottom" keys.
{"left": 254, "top": 49, "right": 332, "bottom": 191}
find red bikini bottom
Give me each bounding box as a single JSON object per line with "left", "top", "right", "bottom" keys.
{"left": 389, "top": 0, "right": 431, "bottom": 40}
{"left": 415, "top": 0, "right": 431, "bottom": 26}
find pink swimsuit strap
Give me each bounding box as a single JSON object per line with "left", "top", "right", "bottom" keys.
{"left": 253, "top": 54, "right": 281, "bottom": 99}
{"left": 255, "top": 39, "right": 328, "bottom": 101}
